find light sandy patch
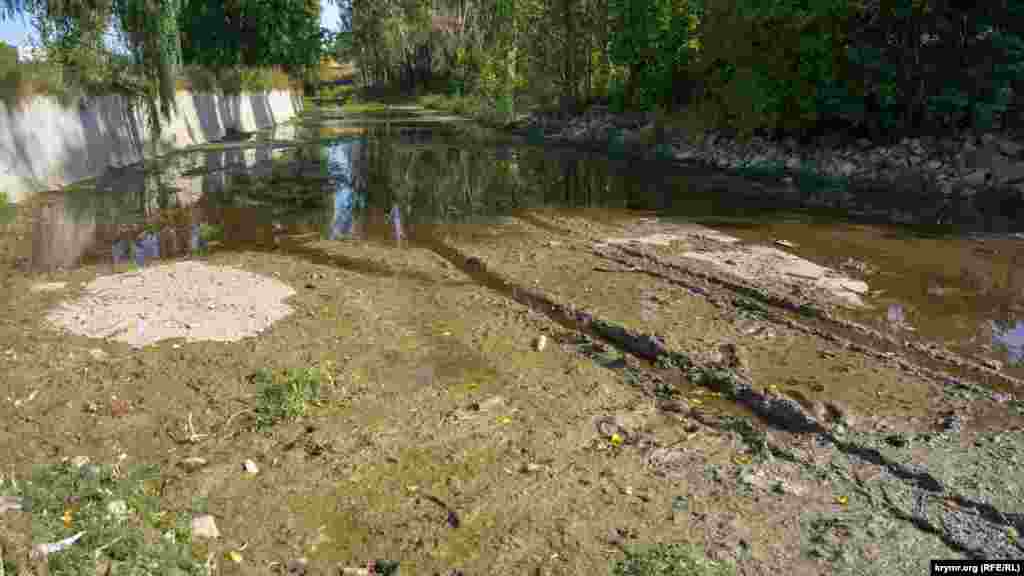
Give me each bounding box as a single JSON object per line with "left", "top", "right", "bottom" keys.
{"left": 683, "top": 244, "right": 869, "bottom": 307}
{"left": 44, "top": 261, "right": 296, "bottom": 347}
{"left": 598, "top": 220, "right": 743, "bottom": 248}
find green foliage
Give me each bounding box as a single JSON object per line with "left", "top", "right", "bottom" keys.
{"left": 252, "top": 367, "right": 324, "bottom": 428}
{"left": 0, "top": 462, "right": 204, "bottom": 576}
{"left": 0, "top": 41, "right": 15, "bottom": 71}
{"left": 614, "top": 542, "right": 736, "bottom": 576}
{"left": 179, "top": 0, "right": 326, "bottom": 73}
{"left": 608, "top": 0, "right": 699, "bottom": 110}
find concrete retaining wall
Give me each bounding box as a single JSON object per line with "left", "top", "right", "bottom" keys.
{"left": 0, "top": 89, "right": 303, "bottom": 203}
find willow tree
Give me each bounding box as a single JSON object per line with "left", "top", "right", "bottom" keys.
{"left": 2, "top": 0, "right": 182, "bottom": 128}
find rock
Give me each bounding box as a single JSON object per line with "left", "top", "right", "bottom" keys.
{"left": 982, "top": 358, "right": 1003, "bottom": 371}
{"left": 962, "top": 170, "right": 993, "bottom": 187}
{"left": 940, "top": 413, "right": 964, "bottom": 433}
{"left": 997, "top": 137, "right": 1024, "bottom": 158}
{"left": 190, "top": 515, "right": 220, "bottom": 539}
{"left": 88, "top": 348, "right": 109, "bottom": 361}
{"left": 774, "top": 239, "right": 798, "bottom": 249}
{"left": 69, "top": 455, "right": 91, "bottom": 469}
{"left": 242, "top": 459, "right": 259, "bottom": 474}
{"left": 657, "top": 399, "right": 691, "bottom": 414}
{"left": 179, "top": 457, "right": 208, "bottom": 472}
{"left": 533, "top": 335, "right": 548, "bottom": 352}
{"left": 286, "top": 557, "right": 308, "bottom": 576}
{"left": 715, "top": 343, "right": 747, "bottom": 371}
{"left": 823, "top": 401, "right": 853, "bottom": 427}
{"left": 479, "top": 396, "right": 505, "bottom": 411}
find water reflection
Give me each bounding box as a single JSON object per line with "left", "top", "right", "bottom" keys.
{"left": 391, "top": 203, "right": 404, "bottom": 246}
{"left": 10, "top": 110, "right": 1024, "bottom": 375}
{"left": 993, "top": 321, "right": 1024, "bottom": 365}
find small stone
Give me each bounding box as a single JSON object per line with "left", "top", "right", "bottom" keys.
{"left": 180, "top": 457, "right": 208, "bottom": 472}
{"left": 982, "top": 358, "right": 1003, "bottom": 371}
{"left": 70, "top": 455, "right": 91, "bottom": 469}
{"left": 823, "top": 401, "right": 852, "bottom": 427}
{"left": 190, "top": 514, "right": 220, "bottom": 539}
{"left": 774, "top": 239, "right": 798, "bottom": 249}
{"left": 533, "top": 335, "right": 548, "bottom": 352}
{"left": 242, "top": 459, "right": 259, "bottom": 474}
{"left": 658, "top": 399, "right": 691, "bottom": 414}
{"left": 941, "top": 413, "right": 963, "bottom": 433}
{"left": 286, "top": 558, "right": 308, "bottom": 576}
{"left": 88, "top": 348, "right": 109, "bottom": 361}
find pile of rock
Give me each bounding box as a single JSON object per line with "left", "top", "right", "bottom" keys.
{"left": 670, "top": 130, "right": 1024, "bottom": 199}
{"left": 526, "top": 105, "right": 1024, "bottom": 200}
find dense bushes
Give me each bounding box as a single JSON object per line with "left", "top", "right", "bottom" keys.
{"left": 685, "top": 0, "right": 1024, "bottom": 142}
{"left": 354, "top": 0, "right": 1024, "bottom": 145}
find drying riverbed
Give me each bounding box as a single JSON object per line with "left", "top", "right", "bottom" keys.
{"left": 1, "top": 105, "right": 1022, "bottom": 575}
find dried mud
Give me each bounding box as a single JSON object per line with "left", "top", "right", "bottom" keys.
{"left": 1, "top": 208, "right": 1022, "bottom": 575}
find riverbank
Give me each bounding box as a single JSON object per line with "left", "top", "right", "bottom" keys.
{"left": 2, "top": 207, "right": 1022, "bottom": 575}
{"left": 410, "top": 94, "right": 1024, "bottom": 231}
{"left": 2, "top": 104, "right": 1023, "bottom": 575}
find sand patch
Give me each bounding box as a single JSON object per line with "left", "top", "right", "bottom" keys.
{"left": 45, "top": 261, "right": 296, "bottom": 347}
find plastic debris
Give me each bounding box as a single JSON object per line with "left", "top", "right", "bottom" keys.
{"left": 31, "top": 531, "right": 86, "bottom": 558}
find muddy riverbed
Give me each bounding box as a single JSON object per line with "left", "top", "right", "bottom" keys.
{"left": 1, "top": 104, "right": 1023, "bottom": 575}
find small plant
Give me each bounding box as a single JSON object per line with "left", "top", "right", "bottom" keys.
{"left": 0, "top": 461, "right": 205, "bottom": 576}
{"left": 197, "top": 223, "right": 222, "bottom": 243}
{"left": 252, "top": 367, "right": 324, "bottom": 428}
{"left": 0, "top": 189, "right": 14, "bottom": 225}
{"left": 613, "top": 542, "right": 736, "bottom": 576}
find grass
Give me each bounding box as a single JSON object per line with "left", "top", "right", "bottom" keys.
{"left": 251, "top": 367, "right": 325, "bottom": 428}
{"left": 0, "top": 461, "right": 205, "bottom": 576}
{"left": 0, "top": 190, "right": 14, "bottom": 224}
{"left": 613, "top": 543, "right": 736, "bottom": 576}
{"left": 315, "top": 83, "right": 357, "bottom": 101}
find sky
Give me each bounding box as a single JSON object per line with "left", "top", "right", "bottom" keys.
{"left": 0, "top": 0, "right": 342, "bottom": 47}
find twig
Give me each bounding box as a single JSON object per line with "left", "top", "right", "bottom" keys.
{"left": 93, "top": 536, "right": 124, "bottom": 558}
{"left": 186, "top": 412, "right": 208, "bottom": 443}
{"left": 220, "top": 409, "right": 253, "bottom": 434}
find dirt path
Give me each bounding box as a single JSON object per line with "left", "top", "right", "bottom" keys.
{"left": 1, "top": 211, "right": 1022, "bottom": 575}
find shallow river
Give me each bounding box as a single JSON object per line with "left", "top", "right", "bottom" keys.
{"left": 5, "top": 105, "right": 1024, "bottom": 376}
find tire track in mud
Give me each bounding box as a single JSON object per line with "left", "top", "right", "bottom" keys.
{"left": 600, "top": 243, "right": 1024, "bottom": 394}
{"left": 590, "top": 244, "right": 1020, "bottom": 407}
{"left": 405, "top": 231, "right": 1023, "bottom": 560}
{"left": 518, "top": 211, "right": 1022, "bottom": 394}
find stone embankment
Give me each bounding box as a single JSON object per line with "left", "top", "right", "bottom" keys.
{"left": 520, "top": 106, "right": 1024, "bottom": 203}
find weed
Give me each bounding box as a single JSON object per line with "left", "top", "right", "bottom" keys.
{"left": 197, "top": 223, "right": 222, "bottom": 243}
{"left": 0, "top": 461, "right": 204, "bottom": 576}
{"left": 251, "top": 367, "right": 324, "bottom": 428}
{"left": 613, "top": 542, "right": 736, "bottom": 576}
{"left": 0, "top": 189, "right": 14, "bottom": 225}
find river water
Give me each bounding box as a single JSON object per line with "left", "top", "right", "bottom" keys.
{"left": 4, "top": 105, "right": 1023, "bottom": 376}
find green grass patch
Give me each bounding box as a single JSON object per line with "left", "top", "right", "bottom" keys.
{"left": 251, "top": 367, "right": 325, "bottom": 428}
{"left": 316, "top": 83, "right": 357, "bottom": 101}
{"left": 614, "top": 542, "right": 736, "bottom": 576}
{"left": 339, "top": 101, "right": 391, "bottom": 114}
{"left": 0, "top": 461, "right": 205, "bottom": 576}
{"left": 0, "top": 189, "right": 14, "bottom": 224}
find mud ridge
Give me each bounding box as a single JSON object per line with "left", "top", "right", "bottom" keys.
{"left": 597, "top": 243, "right": 1024, "bottom": 394}
{"left": 417, "top": 236, "right": 1023, "bottom": 557}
